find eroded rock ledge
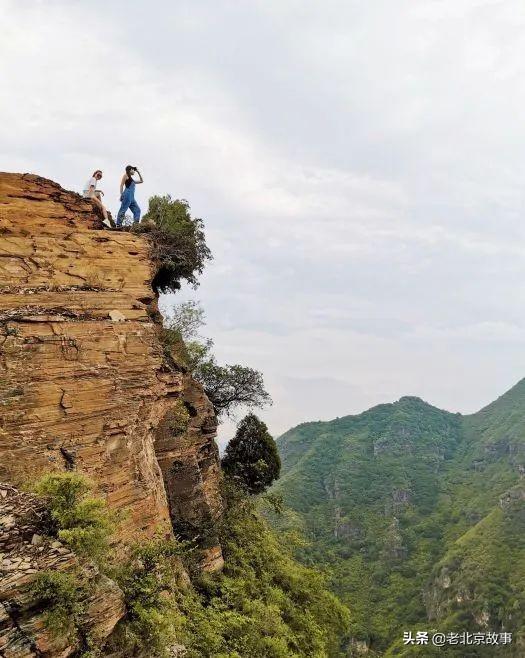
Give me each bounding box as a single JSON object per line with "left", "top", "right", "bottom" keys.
{"left": 0, "top": 483, "right": 125, "bottom": 657}
{"left": 0, "top": 173, "right": 223, "bottom": 570}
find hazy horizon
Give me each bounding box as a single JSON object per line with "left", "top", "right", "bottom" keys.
{"left": 4, "top": 0, "right": 525, "bottom": 447}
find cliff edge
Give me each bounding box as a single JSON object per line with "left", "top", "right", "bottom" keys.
{"left": 0, "top": 173, "right": 223, "bottom": 568}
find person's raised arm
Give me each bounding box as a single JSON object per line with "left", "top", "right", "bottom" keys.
{"left": 135, "top": 168, "right": 144, "bottom": 184}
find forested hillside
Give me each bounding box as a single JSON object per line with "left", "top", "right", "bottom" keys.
{"left": 270, "top": 381, "right": 525, "bottom": 656}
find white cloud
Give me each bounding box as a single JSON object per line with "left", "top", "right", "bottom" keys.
{"left": 3, "top": 0, "right": 525, "bottom": 446}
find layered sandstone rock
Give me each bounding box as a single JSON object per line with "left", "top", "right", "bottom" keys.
{"left": 154, "top": 373, "right": 224, "bottom": 570}
{"left": 0, "top": 173, "right": 222, "bottom": 567}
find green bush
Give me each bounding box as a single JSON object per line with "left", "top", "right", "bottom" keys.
{"left": 161, "top": 301, "right": 214, "bottom": 372}
{"left": 141, "top": 196, "right": 212, "bottom": 293}
{"left": 31, "top": 570, "right": 84, "bottom": 640}
{"left": 29, "top": 483, "right": 350, "bottom": 657}
{"left": 34, "top": 472, "right": 113, "bottom": 563}
{"left": 32, "top": 569, "right": 111, "bottom": 657}
{"left": 164, "top": 300, "right": 206, "bottom": 342}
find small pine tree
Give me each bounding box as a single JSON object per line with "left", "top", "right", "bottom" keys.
{"left": 222, "top": 414, "right": 281, "bottom": 494}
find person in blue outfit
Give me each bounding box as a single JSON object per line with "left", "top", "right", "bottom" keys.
{"left": 116, "top": 165, "right": 143, "bottom": 228}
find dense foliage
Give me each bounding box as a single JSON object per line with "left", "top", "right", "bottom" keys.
{"left": 270, "top": 383, "right": 525, "bottom": 656}
{"left": 222, "top": 413, "right": 281, "bottom": 494}
{"left": 141, "top": 196, "right": 212, "bottom": 292}
{"left": 109, "top": 485, "right": 350, "bottom": 657}
{"left": 162, "top": 302, "right": 271, "bottom": 417}
{"left": 32, "top": 474, "right": 349, "bottom": 657}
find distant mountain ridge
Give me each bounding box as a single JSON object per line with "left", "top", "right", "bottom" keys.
{"left": 270, "top": 380, "right": 525, "bottom": 656}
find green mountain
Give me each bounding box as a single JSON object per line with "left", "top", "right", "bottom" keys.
{"left": 270, "top": 381, "right": 525, "bottom": 656}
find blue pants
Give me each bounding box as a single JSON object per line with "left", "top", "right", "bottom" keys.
{"left": 116, "top": 190, "right": 141, "bottom": 226}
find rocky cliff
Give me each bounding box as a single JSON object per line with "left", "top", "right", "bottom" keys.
{"left": 0, "top": 172, "right": 224, "bottom": 653}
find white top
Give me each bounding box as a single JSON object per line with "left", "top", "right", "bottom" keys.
{"left": 83, "top": 176, "right": 97, "bottom": 194}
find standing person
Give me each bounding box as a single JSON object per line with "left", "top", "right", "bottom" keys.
{"left": 83, "top": 170, "right": 111, "bottom": 227}
{"left": 116, "top": 165, "right": 143, "bottom": 228}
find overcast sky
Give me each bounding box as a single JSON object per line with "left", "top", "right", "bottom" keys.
{"left": 3, "top": 0, "right": 525, "bottom": 446}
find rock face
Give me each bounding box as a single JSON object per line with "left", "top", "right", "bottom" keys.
{"left": 154, "top": 373, "right": 224, "bottom": 570}
{"left": 0, "top": 483, "right": 125, "bottom": 657}
{"left": 0, "top": 173, "right": 223, "bottom": 564}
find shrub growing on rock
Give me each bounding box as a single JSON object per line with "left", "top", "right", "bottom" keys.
{"left": 34, "top": 472, "right": 112, "bottom": 563}
{"left": 31, "top": 570, "right": 84, "bottom": 640}
{"left": 140, "top": 196, "right": 212, "bottom": 293}
{"left": 222, "top": 413, "right": 281, "bottom": 494}
{"left": 167, "top": 399, "right": 191, "bottom": 436}
{"left": 109, "top": 538, "right": 190, "bottom": 657}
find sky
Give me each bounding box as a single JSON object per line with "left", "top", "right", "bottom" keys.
{"left": 3, "top": 0, "right": 525, "bottom": 447}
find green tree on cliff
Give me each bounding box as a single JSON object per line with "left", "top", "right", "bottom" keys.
{"left": 163, "top": 301, "right": 271, "bottom": 417}
{"left": 222, "top": 413, "right": 281, "bottom": 494}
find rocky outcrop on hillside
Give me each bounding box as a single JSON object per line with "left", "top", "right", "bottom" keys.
{"left": 0, "top": 483, "right": 125, "bottom": 657}
{"left": 0, "top": 173, "right": 223, "bottom": 568}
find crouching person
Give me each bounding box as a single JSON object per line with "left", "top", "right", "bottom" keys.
{"left": 83, "top": 170, "right": 111, "bottom": 227}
